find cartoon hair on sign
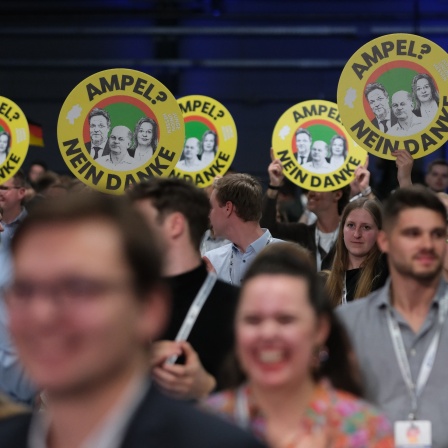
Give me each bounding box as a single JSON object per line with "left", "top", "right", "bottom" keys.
{"left": 171, "top": 95, "right": 237, "bottom": 188}
{"left": 57, "top": 68, "right": 185, "bottom": 194}
{"left": 0, "top": 97, "right": 29, "bottom": 182}
{"left": 271, "top": 100, "right": 367, "bottom": 192}
{"left": 337, "top": 33, "right": 448, "bottom": 160}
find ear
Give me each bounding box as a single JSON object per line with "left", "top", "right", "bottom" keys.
{"left": 164, "top": 212, "right": 185, "bottom": 240}
{"left": 376, "top": 229, "right": 389, "bottom": 254}
{"left": 225, "top": 201, "right": 234, "bottom": 217}
{"left": 17, "top": 187, "right": 27, "bottom": 201}
{"left": 333, "top": 190, "right": 343, "bottom": 202}
{"left": 315, "top": 315, "right": 331, "bottom": 347}
{"left": 136, "top": 284, "right": 172, "bottom": 342}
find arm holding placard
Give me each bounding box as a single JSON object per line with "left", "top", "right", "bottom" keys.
{"left": 392, "top": 149, "right": 413, "bottom": 188}
{"left": 149, "top": 340, "right": 216, "bottom": 400}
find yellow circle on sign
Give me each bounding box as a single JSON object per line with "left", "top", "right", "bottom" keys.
{"left": 272, "top": 100, "right": 367, "bottom": 192}
{"left": 171, "top": 95, "right": 237, "bottom": 188}
{"left": 57, "top": 68, "right": 185, "bottom": 194}
{"left": 0, "top": 97, "right": 29, "bottom": 183}
{"left": 337, "top": 33, "right": 448, "bottom": 160}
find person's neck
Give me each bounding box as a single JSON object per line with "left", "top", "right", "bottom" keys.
{"left": 250, "top": 376, "right": 315, "bottom": 443}
{"left": 111, "top": 152, "right": 125, "bottom": 164}
{"left": 315, "top": 211, "right": 339, "bottom": 233}
{"left": 2, "top": 206, "right": 22, "bottom": 224}
{"left": 398, "top": 117, "right": 413, "bottom": 130}
{"left": 227, "top": 222, "right": 264, "bottom": 253}
{"left": 389, "top": 270, "right": 441, "bottom": 333}
{"left": 185, "top": 158, "right": 196, "bottom": 166}
{"left": 347, "top": 253, "right": 365, "bottom": 269}
{"left": 162, "top": 243, "right": 202, "bottom": 277}
{"left": 137, "top": 144, "right": 151, "bottom": 153}
{"left": 46, "top": 361, "right": 144, "bottom": 448}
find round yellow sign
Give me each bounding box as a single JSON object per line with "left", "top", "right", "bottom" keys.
{"left": 337, "top": 33, "right": 448, "bottom": 160}
{"left": 57, "top": 68, "right": 185, "bottom": 194}
{"left": 272, "top": 100, "right": 367, "bottom": 191}
{"left": 0, "top": 97, "right": 29, "bottom": 183}
{"left": 170, "top": 95, "right": 237, "bottom": 188}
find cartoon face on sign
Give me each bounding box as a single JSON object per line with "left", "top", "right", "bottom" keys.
{"left": 338, "top": 33, "right": 448, "bottom": 160}
{"left": 58, "top": 69, "right": 185, "bottom": 194}
{"left": 272, "top": 100, "right": 367, "bottom": 192}
{"left": 172, "top": 95, "right": 237, "bottom": 188}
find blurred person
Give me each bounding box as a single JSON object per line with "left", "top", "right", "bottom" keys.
{"left": 203, "top": 174, "right": 283, "bottom": 286}
{"left": 27, "top": 161, "right": 47, "bottom": 186}
{"left": 129, "top": 178, "right": 239, "bottom": 398}
{"left": 0, "top": 193, "right": 264, "bottom": 448}
{"left": 412, "top": 73, "right": 439, "bottom": 124}
{"left": 205, "top": 243, "right": 393, "bottom": 448}
{"left": 337, "top": 186, "right": 448, "bottom": 447}
{"left": 425, "top": 159, "right": 448, "bottom": 193}
{"left": 176, "top": 137, "right": 203, "bottom": 172}
{"left": 200, "top": 130, "right": 218, "bottom": 166}
{"left": 130, "top": 117, "right": 158, "bottom": 166}
{"left": 302, "top": 141, "right": 332, "bottom": 174}
{"left": 325, "top": 198, "right": 388, "bottom": 306}
{"left": 85, "top": 108, "right": 111, "bottom": 159}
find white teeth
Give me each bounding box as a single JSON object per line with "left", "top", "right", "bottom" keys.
{"left": 259, "top": 350, "right": 283, "bottom": 363}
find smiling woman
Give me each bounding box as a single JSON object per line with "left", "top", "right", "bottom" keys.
{"left": 204, "top": 242, "right": 393, "bottom": 448}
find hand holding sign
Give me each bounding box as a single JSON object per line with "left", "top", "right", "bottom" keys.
{"left": 392, "top": 149, "right": 414, "bottom": 187}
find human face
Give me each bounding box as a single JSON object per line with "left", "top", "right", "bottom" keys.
{"left": 426, "top": 165, "right": 448, "bottom": 193}
{"left": 109, "top": 126, "right": 131, "bottom": 156}
{"left": 183, "top": 138, "right": 199, "bottom": 161}
{"left": 236, "top": 274, "right": 327, "bottom": 390}
{"left": 89, "top": 115, "right": 110, "bottom": 146}
{"left": 306, "top": 190, "right": 340, "bottom": 216}
{"left": 343, "top": 208, "right": 379, "bottom": 267}
{"left": 203, "top": 133, "right": 215, "bottom": 153}
{"left": 137, "top": 122, "right": 154, "bottom": 148}
{"left": 296, "top": 133, "right": 311, "bottom": 156}
{"left": 6, "top": 221, "right": 154, "bottom": 395}
{"left": 367, "top": 89, "right": 390, "bottom": 121}
{"left": 378, "top": 208, "right": 446, "bottom": 281}
{"left": 311, "top": 142, "right": 327, "bottom": 163}
{"left": 209, "top": 189, "right": 228, "bottom": 238}
{"left": 415, "top": 78, "right": 432, "bottom": 104}
{"left": 391, "top": 92, "right": 413, "bottom": 122}
{"left": 0, "top": 135, "right": 9, "bottom": 153}
{"left": 331, "top": 138, "right": 344, "bottom": 157}
{"left": 28, "top": 164, "right": 45, "bottom": 183}
{"left": 0, "top": 178, "right": 26, "bottom": 215}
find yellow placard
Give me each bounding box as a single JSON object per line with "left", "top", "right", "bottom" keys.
{"left": 272, "top": 100, "right": 367, "bottom": 191}
{"left": 337, "top": 33, "right": 448, "bottom": 160}
{"left": 0, "top": 97, "right": 29, "bottom": 183}
{"left": 170, "top": 95, "right": 237, "bottom": 188}
{"left": 57, "top": 68, "right": 185, "bottom": 194}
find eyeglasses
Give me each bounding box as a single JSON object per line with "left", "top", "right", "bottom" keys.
{"left": 4, "top": 277, "right": 133, "bottom": 311}
{"left": 0, "top": 186, "right": 21, "bottom": 191}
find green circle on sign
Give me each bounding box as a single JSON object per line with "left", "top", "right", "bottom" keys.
{"left": 186, "top": 121, "right": 209, "bottom": 140}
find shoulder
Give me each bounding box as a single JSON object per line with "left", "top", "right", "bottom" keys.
{"left": 126, "top": 387, "right": 263, "bottom": 447}
{"left": 97, "top": 155, "right": 110, "bottom": 163}
{"left": 0, "top": 412, "right": 32, "bottom": 447}
{"left": 85, "top": 141, "right": 92, "bottom": 150}
{"left": 204, "top": 244, "right": 233, "bottom": 263}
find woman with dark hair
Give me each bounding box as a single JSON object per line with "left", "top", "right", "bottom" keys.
{"left": 205, "top": 242, "right": 393, "bottom": 448}
{"left": 328, "top": 135, "right": 347, "bottom": 170}
{"left": 412, "top": 73, "right": 439, "bottom": 124}
{"left": 326, "top": 198, "right": 387, "bottom": 306}
{"left": 130, "top": 117, "right": 159, "bottom": 166}
{"left": 0, "top": 131, "right": 10, "bottom": 164}
{"left": 200, "top": 130, "right": 218, "bottom": 166}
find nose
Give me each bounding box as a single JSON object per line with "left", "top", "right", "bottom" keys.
{"left": 353, "top": 227, "right": 362, "bottom": 238}
{"left": 259, "top": 320, "right": 278, "bottom": 339}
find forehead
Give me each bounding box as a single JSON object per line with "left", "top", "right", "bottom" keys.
{"left": 345, "top": 208, "right": 375, "bottom": 224}
{"left": 0, "top": 135, "right": 8, "bottom": 141}
{"left": 392, "top": 92, "right": 410, "bottom": 103}
{"left": 111, "top": 127, "right": 129, "bottom": 138}
{"left": 417, "top": 78, "right": 430, "bottom": 86}
{"left": 391, "top": 207, "right": 445, "bottom": 231}
{"left": 2, "top": 178, "right": 16, "bottom": 187}
{"left": 368, "top": 89, "right": 386, "bottom": 99}
{"left": 139, "top": 122, "right": 153, "bottom": 131}
{"left": 296, "top": 133, "right": 310, "bottom": 141}
{"left": 90, "top": 115, "right": 108, "bottom": 125}
{"left": 430, "top": 164, "right": 448, "bottom": 174}
{"left": 313, "top": 142, "right": 326, "bottom": 150}
{"left": 14, "top": 220, "right": 129, "bottom": 280}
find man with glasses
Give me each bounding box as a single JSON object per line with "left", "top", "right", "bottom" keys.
{"left": 0, "top": 193, "right": 263, "bottom": 448}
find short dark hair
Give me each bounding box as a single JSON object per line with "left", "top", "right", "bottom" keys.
{"left": 213, "top": 173, "right": 262, "bottom": 222}
{"left": 128, "top": 178, "right": 210, "bottom": 250}
{"left": 11, "top": 193, "right": 162, "bottom": 298}
{"left": 364, "top": 82, "right": 389, "bottom": 100}
{"left": 242, "top": 242, "right": 363, "bottom": 397}
{"left": 383, "top": 185, "right": 447, "bottom": 230}
{"left": 88, "top": 108, "right": 111, "bottom": 127}
{"left": 426, "top": 159, "right": 448, "bottom": 174}
{"left": 11, "top": 170, "right": 28, "bottom": 188}
{"left": 295, "top": 128, "right": 312, "bottom": 141}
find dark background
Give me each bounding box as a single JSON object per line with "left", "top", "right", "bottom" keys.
{"left": 2, "top": 0, "right": 447, "bottom": 191}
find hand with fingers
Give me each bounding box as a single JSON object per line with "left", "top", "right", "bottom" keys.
{"left": 392, "top": 149, "right": 413, "bottom": 188}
